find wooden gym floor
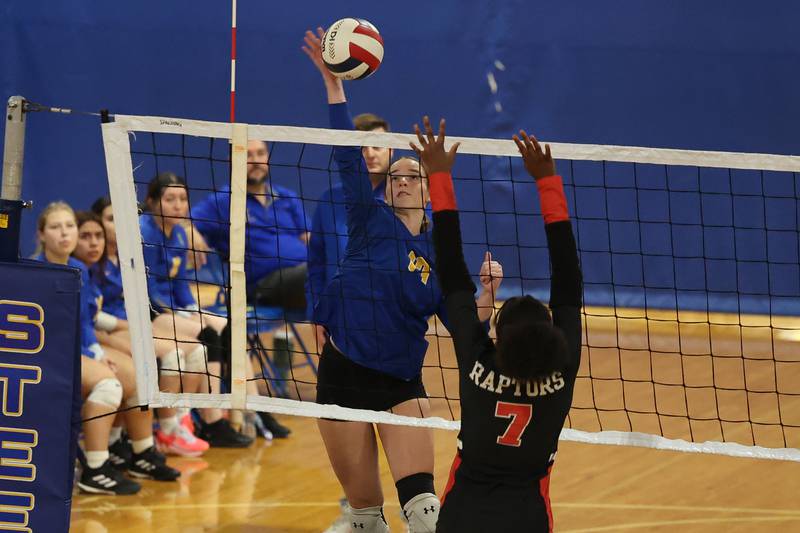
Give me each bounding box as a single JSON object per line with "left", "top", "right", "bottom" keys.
{"left": 70, "top": 308, "right": 800, "bottom": 532}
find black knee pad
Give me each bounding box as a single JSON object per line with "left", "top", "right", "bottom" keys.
{"left": 197, "top": 326, "right": 223, "bottom": 363}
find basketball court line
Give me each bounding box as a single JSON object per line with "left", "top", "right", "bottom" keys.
{"left": 72, "top": 500, "right": 800, "bottom": 517}
{"left": 563, "top": 515, "right": 800, "bottom": 532}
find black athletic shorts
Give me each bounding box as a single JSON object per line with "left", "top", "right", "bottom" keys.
{"left": 316, "top": 341, "right": 427, "bottom": 412}
{"left": 437, "top": 452, "right": 553, "bottom": 533}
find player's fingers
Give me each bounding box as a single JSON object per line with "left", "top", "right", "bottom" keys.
{"left": 529, "top": 133, "right": 543, "bottom": 155}
{"left": 448, "top": 141, "right": 461, "bottom": 159}
{"left": 423, "top": 116, "right": 436, "bottom": 145}
{"left": 437, "top": 118, "right": 446, "bottom": 145}
{"left": 413, "top": 124, "right": 428, "bottom": 147}
{"left": 520, "top": 130, "right": 536, "bottom": 153}
{"left": 512, "top": 135, "right": 526, "bottom": 154}
{"left": 545, "top": 144, "right": 552, "bottom": 160}
{"left": 484, "top": 251, "right": 492, "bottom": 263}
{"left": 409, "top": 142, "right": 422, "bottom": 156}
{"left": 317, "top": 27, "right": 325, "bottom": 39}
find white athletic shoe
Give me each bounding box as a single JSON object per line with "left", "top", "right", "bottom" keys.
{"left": 322, "top": 498, "right": 351, "bottom": 533}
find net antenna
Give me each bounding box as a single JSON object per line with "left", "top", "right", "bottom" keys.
{"left": 100, "top": 113, "right": 800, "bottom": 462}
{"left": 229, "top": 0, "right": 237, "bottom": 123}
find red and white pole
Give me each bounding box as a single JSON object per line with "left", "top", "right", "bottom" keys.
{"left": 230, "top": 0, "right": 237, "bottom": 123}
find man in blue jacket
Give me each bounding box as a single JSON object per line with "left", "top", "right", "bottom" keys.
{"left": 192, "top": 140, "right": 310, "bottom": 308}
{"left": 191, "top": 139, "right": 304, "bottom": 438}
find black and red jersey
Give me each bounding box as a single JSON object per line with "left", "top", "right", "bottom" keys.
{"left": 429, "top": 172, "right": 582, "bottom": 532}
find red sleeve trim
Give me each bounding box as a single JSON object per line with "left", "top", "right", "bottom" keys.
{"left": 429, "top": 171, "right": 457, "bottom": 212}
{"left": 536, "top": 175, "right": 569, "bottom": 224}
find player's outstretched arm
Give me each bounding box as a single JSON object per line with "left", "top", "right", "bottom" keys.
{"left": 302, "top": 27, "right": 345, "bottom": 104}
{"left": 410, "top": 116, "right": 470, "bottom": 295}
{"left": 513, "top": 131, "right": 582, "bottom": 310}
{"left": 412, "top": 117, "right": 491, "bottom": 366}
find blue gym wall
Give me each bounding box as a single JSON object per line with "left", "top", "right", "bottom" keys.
{"left": 2, "top": 0, "right": 799, "bottom": 314}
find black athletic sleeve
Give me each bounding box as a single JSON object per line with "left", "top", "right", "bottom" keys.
{"left": 430, "top": 172, "right": 489, "bottom": 369}
{"left": 545, "top": 219, "right": 583, "bottom": 376}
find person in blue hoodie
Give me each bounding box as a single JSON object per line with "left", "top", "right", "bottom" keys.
{"left": 302, "top": 27, "right": 503, "bottom": 533}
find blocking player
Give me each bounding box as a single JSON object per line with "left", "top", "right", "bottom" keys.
{"left": 411, "top": 117, "right": 582, "bottom": 532}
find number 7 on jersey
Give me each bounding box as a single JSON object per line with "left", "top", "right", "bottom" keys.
{"left": 495, "top": 401, "right": 533, "bottom": 447}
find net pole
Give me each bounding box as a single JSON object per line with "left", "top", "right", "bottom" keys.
{"left": 2, "top": 96, "right": 26, "bottom": 201}
{"left": 229, "top": 0, "right": 237, "bottom": 123}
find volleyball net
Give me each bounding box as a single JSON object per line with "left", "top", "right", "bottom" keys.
{"left": 101, "top": 113, "right": 800, "bottom": 462}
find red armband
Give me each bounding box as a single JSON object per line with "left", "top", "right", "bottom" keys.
{"left": 429, "top": 171, "right": 457, "bottom": 212}
{"left": 536, "top": 175, "right": 569, "bottom": 224}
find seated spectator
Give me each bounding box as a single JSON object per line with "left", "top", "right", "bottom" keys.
{"left": 141, "top": 173, "right": 257, "bottom": 448}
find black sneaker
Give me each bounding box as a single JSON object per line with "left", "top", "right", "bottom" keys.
{"left": 109, "top": 437, "right": 133, "bottom": 470}
{"left": 259, "top": 412, "right": 291, "bottom": 439}
{"left": 78, "top": 459, "right": 141, "bottom": 495}
{"left": 128, "top": 446, "right": 181, "bottom": 481}
{"left": 198, "top": 418, "right": 254, "bottom": 448}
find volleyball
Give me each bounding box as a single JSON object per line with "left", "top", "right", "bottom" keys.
{"left": 321, "top": 18, "right": 384, "bottom": 80}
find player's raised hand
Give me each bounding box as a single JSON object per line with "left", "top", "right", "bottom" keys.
{"left": 513, "top": 130, "right": 555, "bottom": 180}
{"left": 479, "top": 251, "right": 504, "bottom": 295}
{"left": 410, "top": 116, "right": 461, "bottom": 175}
{"left": 302, "top": 27, "right": 342, "bottom": 89}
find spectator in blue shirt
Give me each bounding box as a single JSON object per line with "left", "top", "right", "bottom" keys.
{"left": 190, "top": 136, "right": 308, "bottom": 439}
{"left": 142, "top": 173, "right": 254, "bottom": 449}
{"left": 33, "top": 201, "right": 142, "bottom": 495}
{"left": 191, "top": 141, "right": 310, "bottom": 310}
{"left": 73, "top": 210, "right": 181, "bottom": 483}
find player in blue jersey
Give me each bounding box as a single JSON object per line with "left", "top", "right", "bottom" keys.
{"left": 141, "top": 172, "right": 255, "bottom": 449}
{"left": 35, "top": 202, "right": 144, "bottom": 495}
{"left": 72, "top": 210, "right": 181, "bottom": 482}
{"left": 90, "top": 197, "right": 229, "bottom": 455}
{"left": 305, "top": 111, "right": 391, "bottom": 353}
{"left": 411, "top": 118, "right": 583, "bottom": 532}
{"left": 303, "top": 28, "right": 503, "bottom": 533}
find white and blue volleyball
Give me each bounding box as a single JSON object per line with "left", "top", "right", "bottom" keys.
{"left": 321, "top": 18, "right": 384, "bottom": 80}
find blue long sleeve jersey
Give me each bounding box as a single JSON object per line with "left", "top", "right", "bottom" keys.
{"left": 304, "top": 110, "right": 386, "bottom": 319}
{"left": 190, "top": 183, "right": 309, "bottom": 291}
{"left": 140, "top": 214, "right": 197, "bottom": 313}
{"left": 312, "top": 102, "right": 446, "bottom": 381}
{"left": 93, "top": 258, "right": 126, "bottom": 319}
{"left": 34, "top": 253, "right": 98, "bottom": 358}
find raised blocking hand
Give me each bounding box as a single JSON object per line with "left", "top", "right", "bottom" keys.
{"left": 409, "top": 116, "right": 461, "bottom": 175}
{"left": 479, "top": 251, "right": 503, "bottom": 295}
{"left": 513, "top": 130, "right": 555, "bottom": 180}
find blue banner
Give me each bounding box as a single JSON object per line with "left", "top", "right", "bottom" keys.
{"left": 0, "top": 260, "right": 81, "bottom": 533}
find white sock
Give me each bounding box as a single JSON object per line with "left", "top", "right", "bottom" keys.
{"left": 159, "top": 416, "right": 179, "bottom": 434}
{"left": 131, "top": 436, "right": 154, "bottom": 454}
{"left": 86, "top": 450, "right": 109, "bottom": 469}
{"left": 109, "top": 426, "right": 123, "bottom": 445}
